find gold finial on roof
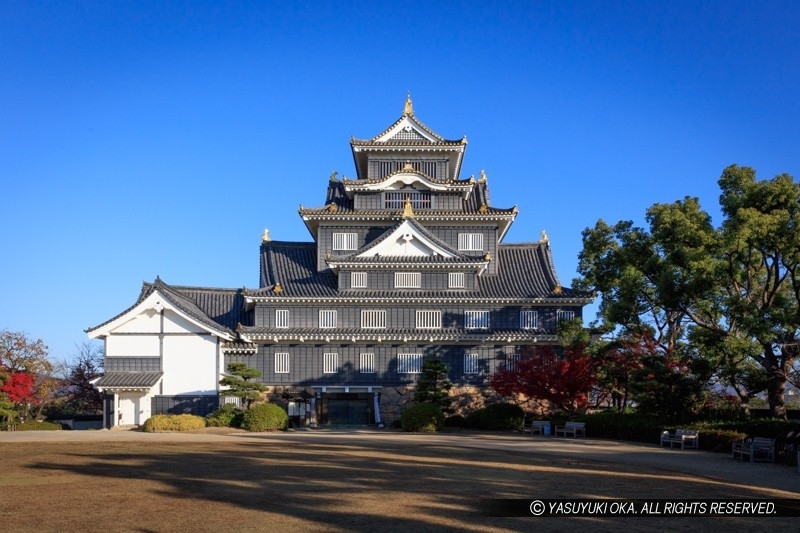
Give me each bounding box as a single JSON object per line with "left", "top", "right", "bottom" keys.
{"left": 540, "top": 230, "right": 549, "bottom": 244}
{"left": 479, "top": 204, "right": 488, "bottom": 214}
{"left": 553, "top": 284, "right": 562, "bottom": 295}
{"left": 403, "top": 161, "right": 414, "bottom": 171}
{"left": 402, "top": 199, "right": 414, "bottom": 219}
{"left": 403, "top": 92, "right": 414, "bottom": 116}
{"left": 479, "top": 170, "right": 487, "bottom": 182}
{"left": 273, "top": 282, "right": 283, "bottom": 294}
{"left": 261, "top": 229, "right": 271, "bottom": 243}
{"left": 236, "top": 322, "right": 242, "bottom": 332}
{"left": 329, "top": 170, "right": 339, "bottom": 182}
{"left": 328, "top": 202, "right": 338, "bottom": 212}
{"left": 484, "top": 252, "right": 492, "bottom": 262}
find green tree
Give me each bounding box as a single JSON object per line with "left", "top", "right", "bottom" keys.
{"left": 414, "top": 359, "right": 452, "bottom": 412}
{"left": 219, "top": 362, "right": 267, "bottom": 409}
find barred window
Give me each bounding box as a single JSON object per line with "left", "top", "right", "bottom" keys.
{"left": 556, "top": 310, "right": 575, "bottom": 323}
{"left": 351, "top": 271, "right": 367, "bottom": 288}
{"left": 464, "top": 353, "right": 479, "bottom": 374}
{"left": 464, "top": 310, "right": 490, "bottom": 329}
{"left": 323, "top": 352, "right": 338, "bottom": 374}
{"left": 520, "top": 310, "right": 539, "bottom": 329}
{"left": 395, "top": 272, "right": 421, "bottom": 288}
{"left": 384, "top": 191, "right": 432, "bottom": 209}
{"left": 458, "top": 233, "right": 484, "bottom": 251}
{"left": 274, "top": 353, "right": 290, "bottom": 374}
{"left": 319, "top": 310, "right": 337, "bottom": 328}
{"left": 397, "top": 353, "right": 423, "bottom": 374}
{"left": 332, "top": 232, "right": 358, "bottom": 251}
{"left": 361, "top": 310, "right": 386, "bottom": 329}
{"left": 360, "top": 353, "right": 375, "bottom": 374}
{"left": 506, "top": 353, "right": 521, "bottom": 371}
{"left": 416, "top": 310, "right": 442, "bottom": 329}
{"left": 448, "top": 272, "right": 465, "bottom": 288}
{"left": 275, "top": 309, "right": 289, "bottom": 329}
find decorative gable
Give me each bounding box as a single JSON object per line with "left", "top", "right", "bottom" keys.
{"left": 356, "top": 219, "right": 457, "bottom": 258}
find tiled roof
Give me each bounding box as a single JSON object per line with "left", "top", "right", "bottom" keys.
{"left": 94, "top": 371, "right": 163, "bottom": 389}
{"left": 258, "top": 240, "right": 590, "bottom": 301}
{"left": 350, "top": 111, "right": 464, "bottom": 145}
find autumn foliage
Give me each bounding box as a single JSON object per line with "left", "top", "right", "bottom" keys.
{"left": 489, "top": 345, "right": 596, "bottom": 414}
{"left": 0, "top": 369, "right": 36, "bottom": 403}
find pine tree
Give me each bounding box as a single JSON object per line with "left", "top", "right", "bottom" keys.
{"left": 219, "top": 363, "right": 267, "bottom": 409}
{"left": 414, "top": 359, "right": 452, "bottom": 413}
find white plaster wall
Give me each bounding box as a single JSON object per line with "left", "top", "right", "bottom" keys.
{"left": 163, "top": 310, "right": 206, "bottom": 334}
{"left": 106, "top": 335, "right": 160, "bottom": 356}
{"left": 117, "top": 391, "right": 154, "bottom": 426}
{"left": 161, "top": 334, "right": 218, "bottom": 395}
{"left": 114, "top": 310, "right": 162, "bottom": 333}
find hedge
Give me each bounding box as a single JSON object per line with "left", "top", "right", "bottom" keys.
{"left": 142, "top": 414, "right": 207, "bottom": 432}
{"left": 401, "top": 403, "right": 444, "bottom": 432}
{"left": 241, "top": 403, "right": 288, "bottom": 432}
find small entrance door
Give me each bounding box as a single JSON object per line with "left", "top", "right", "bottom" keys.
{"left": 322, "top": 393, "right": 371, "bottom": 425}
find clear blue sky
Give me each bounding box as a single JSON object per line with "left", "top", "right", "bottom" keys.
{"left": 2, "top": 1, "right": 798, "bottom": 362}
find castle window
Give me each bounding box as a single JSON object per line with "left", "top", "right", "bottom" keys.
{"left": 351, "top": 271, "right": 367, "bottom": 288}
{"left": 464, "top": 310, "right": 490, "bottom": 329}
{"left": 332, "top": 232, "right": 358, "bottom": 251}
{"left": 319, "top": 310, "right": 337, "bottom": 328}
{"left": 323, "top": 352, "right": 338, "bottom": 374}
{"left": 275, "top": 309, "right": 289, "bottom": 329}
{"left": 458, "top": 233, "right": 484, "bottom": 251}
{"left": 360, "top": 353, "right": 375, "bottom": 374}
{"left": 520, "top": 310, "right": 539, "bottom": 329}
{"left": 557, "top": 310, "right": 575, "bottom": 323}
{"left": 361, "top": 310, "right": 386, "bottom": 329}
{"left": 384, "top": 191, "right": 432, "bottom": 209}
{"left": 274, "top": 353, "right": 290, "bottom": 374}
{"left": 395, "top": 272, "right": 421, "bottom": 288}
{"left": 416, "top": 310, "right": 442, "bottom": 329}
{"left": 464, "top": 353, "right": 479, "bottom": 374}
{"left": 397, "top": 353, "right": 423, "bottom": 374}
{"left": 448, "top": 272, "right": 465, "bottom": 288}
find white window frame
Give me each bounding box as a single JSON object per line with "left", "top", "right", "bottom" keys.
{"left": 464, "top": 310, "right": 490, "bottom": 329}
{"left": 395, "top": 272, "right": 421, "bottom": 289}
{"left": 332, "top": 232, "right": 358, "bottom": 251}
{"left": 361, "top": 310, "right": 386, "bottom": 329}
{"left": 360, "top": 353, "right": 375, "bottom": 374}
{"left": 397, "top": 353, "right": 423, "bottom": 374}
{"left": 520, "top": 310, "right": 539, "bottom": 330}
{"left": 274, "top": 352, "right": 290, "bottom": 374}
{"left": 506, "top": 353, "right": 521, "bottom": 371}
{"left": 323, "top": 352, "right": 338, "bottom": 374}
{"left": 275, "top": 309, "right": 289, "bottom": 329}
{"left": 448, "top": 272, "right": 465, "bottom": 289}
{"left": 319, "top": 309, "right": 337, "bottom": 329}
{"left": 464, "top": 353, "right": 479, "bottom": 374}
{"left": 556, "top": 310, "right": 576, "bottom": 323}
{"left": 416, "top": 310, "right": 442, "bottom": 329}
{"left": 351, "top": 271, "right": 368, "bottom": 288}
{"left": 458, "top": 233, "right": 484, "bottom": 251}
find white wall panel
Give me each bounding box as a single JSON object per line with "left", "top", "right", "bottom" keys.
{"left": 161, "top": 335, "right": 218, "bottom": 395}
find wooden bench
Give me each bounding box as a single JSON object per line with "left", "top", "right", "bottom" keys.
{"left": 555, "top": 421, "right": 585, "bottom": 438}
{"left": 530, "top": 420, "right": 551, "bottom": 436}
{"left": 661, "top": 429, "right": 699, "bottom": 450}
{"left": 732, "top": 437, "right": 775, "bottom": 463}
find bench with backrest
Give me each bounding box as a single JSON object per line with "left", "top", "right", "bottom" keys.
{"left": 530, "top": 420, "right": 551, "bottom": 436}
{"left": 660, "top": 429, "right": 699, "bottom": 450}
{"left": 732, "top": 436, "right": 775, "bottom": 463}
{"left": 555, "top": 421, "right": 585, "bottom": 438}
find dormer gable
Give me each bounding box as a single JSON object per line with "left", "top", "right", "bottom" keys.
{"left": 355, "top": 219, "right": 458, "bottom": 258}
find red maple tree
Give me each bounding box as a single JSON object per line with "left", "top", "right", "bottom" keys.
{"left": 0, "top": 369, "right": 36, "bottom": 403}
{"left": 490, "top": 345, "right": 596, "bottom": 414}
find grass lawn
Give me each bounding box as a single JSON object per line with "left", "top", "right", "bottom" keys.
{"left": 0, "top": 430, "right": 797, "bottom": 532}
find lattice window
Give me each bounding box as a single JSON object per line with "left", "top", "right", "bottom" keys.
{"left": 448, "top": 272, "right": 465, "bottom": 289}
{"left": 361, "top": 310, "right": 386, "bottom": 329}
{"left": 275, "top": 309, "right": 289, "bottom": 329}
{"left": 351, "top": 271, "right": 368, "bottom": 288}
{"left": 520, "top": 310, "right": 539, "bottom": 329}
{"left": 397, "top": 353, "right": 423, "bottom": 374}
{"left": 458, "top": 233, "right": 484, "bottom": 251}
{"left": 556, "top": 310, "right": 576, "bottom": 323}
{"left": 395, "top": 272, "right": 421, "bottom": 288}
{"left": 384, "top": 191, "right": 432, "bottom": 209}
{"left": 332, "top": 232, "right": 358, "bottom": 251}
{"left": 464, "top": 353, "right": 479, "bottom": 374}
{"left": 464, "top": 310, "right": 490, "bottom": 329}
{"left": 506, "top": 353, "right": 521, "bottom": 371}
{"left": 323, "top": 352, "right": 338, "bottom": 374}
{"left": 319, "top": 310, "right": 337, "bottom": 329}
{"left": 274, "top": 353, "right": 290, "bottom": 374}
{"left": 360, "top": 353, "right": 375, "bottom": 374}
{"left": 416, "top": 310, "right": 442, "bottom": 329}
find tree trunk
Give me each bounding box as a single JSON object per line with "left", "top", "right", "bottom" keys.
{"left": 764, "top": 347, "right": 790, "bottom": 419}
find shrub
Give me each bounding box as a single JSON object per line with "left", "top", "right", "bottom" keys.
{"left": 206, "top": 404, "right": 244, "bottom": 428}
{"left": 465, "top": 403, "right": 524, "bottom": 430}
{"left": 401, "top": 403, "right": 444, "bottom": 432}
{"left": 444, "top": 414, "right": 466, "bottom": 428}
{"left": 241, "top": 403, "right": 288, "bottom": 432}
{"left": 142, "top": 414, "right": 207, "bottom": 432}
{"left": 7, "top": 420, "right": 62, "bottom": 431}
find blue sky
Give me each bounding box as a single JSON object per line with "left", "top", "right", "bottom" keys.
{"left": 1, "top": 1, "right": 798, "bottom": 362}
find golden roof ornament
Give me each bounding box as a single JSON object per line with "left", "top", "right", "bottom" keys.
{"left": 403, "top": 92, "right": 414, "bottom": 116}
{"left": 329, "top": 170, "right": 339, "bottom": 182}
{"left": 479, "top": 170, "right": 487, "bottom": 183}
{"left": 553, "top": 284, "right": 563, "bottom": 295}
{"left": 261, "top": 229, "right": 271, "bottom": 243}
{"left": 273, "top": 282, "right": 283, "bottom": 294}
{"left": 403, "top": 161, "right": 414, "bottom": 171}
{"left": 484, "top": 252, "right": 492, "bottom": 262}
{"left": 402, "top": 199, "right": 415, "bottom": 219}
{"left": 479, "top": 204, "right": 488, "bottom": 214}
{"left": 328, "top": 202, "right": 338, "bottom": 212}
{"left": 540, "top": 230, "right": 549, "bottom": 244}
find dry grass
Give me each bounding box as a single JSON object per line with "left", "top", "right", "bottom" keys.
{"left": 0, "top": 432, "right": 796, "bottom": 532}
